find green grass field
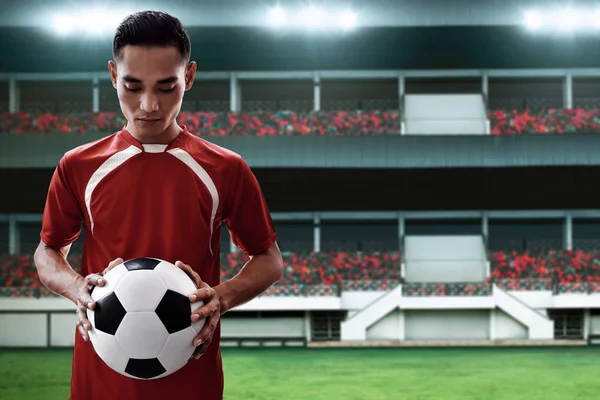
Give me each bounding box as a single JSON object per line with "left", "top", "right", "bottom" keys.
{"left": 1, "top": 347, "right": 600, "bottom": 399}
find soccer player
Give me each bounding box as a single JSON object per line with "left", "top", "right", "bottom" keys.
{"left": 33, "top": 10, "right": 283, "bottom": 400}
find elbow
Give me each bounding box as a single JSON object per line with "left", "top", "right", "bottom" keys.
{"left": 272, "top": 252, "right": 284, "bottom": 283}
{"left": 265, "top": 242, "right": 284, "bottom": 284}
{"left": 33, "top": 243, "right": 49, "bottom": 287}
{"left": 32, "top": 240, "right": 66, "bottom": 288}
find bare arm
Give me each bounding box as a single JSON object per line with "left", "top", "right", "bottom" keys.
{"left": 176, "top": 242, "right": 283, "bottom": 357}
{"left": 34, "top": 239, "right": 123, "bottom": 341}
{"left": 33, "top": 239, "right": 83, "bottom": 304}
{"left": 213, "top": 242, "right": 283, "bottom": 314}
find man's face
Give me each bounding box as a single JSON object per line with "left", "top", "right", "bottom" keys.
{"left": 108, "top": 45, "right": 196, "bottom": 141}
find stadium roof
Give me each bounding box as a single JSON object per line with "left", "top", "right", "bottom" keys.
{"left": 1, "top": 0, "right": 599, "bottom": 28}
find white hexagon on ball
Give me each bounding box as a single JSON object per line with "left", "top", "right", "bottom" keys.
{"left": 89, "top": 327, "right": 129, "bottom": 373}
{"left": 154, "top": 261, "right": 197, "bottom": 296}
{"left": 115, "top": 270, "right": 167, "bottom": 312}
{"left": 115, "top": 312, "right": 169, "bottom": 359}
{"left": 157, "top": 325, "right": 197, "bottom": 376}
{"left": 90, "top": 263, "right": 128, "bottom": 302}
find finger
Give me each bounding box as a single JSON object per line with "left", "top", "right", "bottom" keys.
{"left": 75, "top": 303, "right": 90, "bottom": 341}
{"left": 193, "top": 336, "right": 212, "bottom": 360}
{"left": 85, "top": 273, "right": 106, "bottom": 287}
{"left": 193, "top": 310, "right": 220, "bottom": 346}
{"left": 76, "top": 306, "right": 91, "bottom": 331}
{"left": 189, "top": 287, "right": 213, "bottom": 303}
{"left": 76, "top": 302, "right": 92, "bottom": 329}
{"left": 78, "top": 290, "right": 96, "bottom": 311}
{"left": 175, "top": 261, "right": 201, "bottom": 284}
{"left": 191, "top": 298, "right": 220, "bottom": 321}
{"left": 175, "top": 261, "right": 202, "bottom": 288}
{"left": 78, "top": 324, "right": 88, "bottom": 342}
{"left": 103, "top": 258, "right": 124, "bottom": 274}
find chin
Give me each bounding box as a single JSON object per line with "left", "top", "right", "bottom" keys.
{"left": 132, "top": 121, "right": 168, "bottom": 135}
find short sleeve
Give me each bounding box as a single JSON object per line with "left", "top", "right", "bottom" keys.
{"left": 224, "top": 156, "right": 277, "bottom": 256}
{"left": 40, "top": 154, "right": 84, "bottom": 249}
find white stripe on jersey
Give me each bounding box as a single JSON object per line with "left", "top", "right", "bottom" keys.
{"left": 84, "top": 145, "right": 143, "bottom": 233}
{"left": 167, "top": 148, "right": 219, "bottom": 257}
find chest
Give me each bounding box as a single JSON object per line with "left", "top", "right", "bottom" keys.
{"left": 83, "top": 154, "right": 222, "bottom": 234}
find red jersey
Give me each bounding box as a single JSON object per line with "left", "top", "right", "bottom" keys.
{"left": 40, "top": 125, "right": 277, "bottom": 400}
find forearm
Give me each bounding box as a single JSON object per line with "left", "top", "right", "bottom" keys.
{"left": 33, "top": 241, "right": 82, "bottom": 304}
{"left": 214, "top": 249, "right": 283, "bottom": 314}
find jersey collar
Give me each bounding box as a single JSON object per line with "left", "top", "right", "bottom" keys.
{"left": 118, "top": 124, "right": 191, "bottom": 153}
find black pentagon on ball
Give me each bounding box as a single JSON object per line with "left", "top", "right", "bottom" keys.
{"left": 94, "top": 292, "right": 126, "bottom": 335}
{"left": 155, "top": 289, "right": 193, "bottom": 334}
{"left": 123, "top": 258, "right": 161, "bottom": 271}
{"left": 125, "top": 358, "right": 166, "bottom": 379}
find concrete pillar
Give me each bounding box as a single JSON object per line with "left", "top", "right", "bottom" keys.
{"left": 8, "top": 215, "right": 18, "bottom": 255}
{"left": 313, "top": 73, "right": 321, "bottom": 111}
{"left": 314, "top": 214, "right": 320, "bottom": 252}
{"left": 230, "top": 74, "right": 241, "bottom": 112}
{"left": 9, "top": 76, "right": 19, "bottom": 113}
{"left": 564, "top": 72, "right": 573, "bottom": 109}
{"left": 564, "top": 213, "right": 573, "bottom": 251}
{"left": 304, "top": 311, "right": 312, "bottom": 342}
{"left": 92, "top": 75, "right": 100, "bottom": 113}
{"left": 482, "top": 71, "right": 489, "bottom": 107}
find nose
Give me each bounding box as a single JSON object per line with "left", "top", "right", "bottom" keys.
{"left": 140, "top": 93, "right": 159, "bottom": 113}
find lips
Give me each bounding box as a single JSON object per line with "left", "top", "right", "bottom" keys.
{"left": 137, "top": 118, "right": 162, "bottom": 125}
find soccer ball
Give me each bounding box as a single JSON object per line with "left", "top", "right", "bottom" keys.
{"left": 87, "top": 258, "right": 205, "bottom": 380}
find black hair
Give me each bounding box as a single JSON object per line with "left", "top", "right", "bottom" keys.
{"left": 112, "top": 10, "right": 191, "bottom": 63}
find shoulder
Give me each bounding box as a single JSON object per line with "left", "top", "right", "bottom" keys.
{"left": 59, "top": 131, "right": 133, "bottom": 178}
{"left": 182, "top": 134, "right": 245, "bottom": 171}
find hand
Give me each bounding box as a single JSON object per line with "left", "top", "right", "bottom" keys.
{"left": 75, "top": 258, "right": 123, "bottom": 341}
{"left": 175, "top": 261, "right": 221, "bottom": 360}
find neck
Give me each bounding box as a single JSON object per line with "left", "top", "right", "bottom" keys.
{"left": 128, "top": 121, "right": 183, "bottom": 144}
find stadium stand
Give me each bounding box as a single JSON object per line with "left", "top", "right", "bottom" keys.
{"left": 2, "top": 108, "right": 600, "bottom": 136}
{"left": 3, "top": 249, "right": 600, "bottom": 298}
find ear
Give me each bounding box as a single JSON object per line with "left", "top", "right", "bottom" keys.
{"left": 108, "top": 60, "right": 118, "bottom": 89}
{"left": 184, "top": 61, "right": 197, "bottom": 91}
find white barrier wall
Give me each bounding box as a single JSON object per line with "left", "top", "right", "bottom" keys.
{"left": 367, "top": 309, "right": 403, "bottom": 341}
{"left": 591, "top": 315, "right": 600, "bottom": 335}
{"left": 0, "top": 297, "right": 320, "bottom": 347}
{"left": 404, "top": 236, "right": 486, "bottom": 282}
{"left": 221, "top": 317, "right": 305, "bottom": 338}
{"left": 404, "top": 94, "right": 487, "bottom": 135}
{"left": 492, "top": 309, "right": 528, "bottom": 340}
{"left": 0, "top": 314, "right": 48, "bottom": 347}
{"left": 50, "top": 313, "right": 78, "bottom": 347}
{"left": 0, "top": 295, "right": 598, "bottom": 347}
{"left": 404, "top": 310, "right": 490, "bottom": 340}
{"left": 341, "top": 291, "right": 387, "bottom": 311}
{"left": 365, "top": 309, "right": 528, "bottom": 341}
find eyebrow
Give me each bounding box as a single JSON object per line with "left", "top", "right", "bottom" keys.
{"left": 122, "top": 75, "right": 178, "bottom": 84}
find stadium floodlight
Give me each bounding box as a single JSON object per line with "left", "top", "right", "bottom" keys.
{"left": 300, "top": 6, "right": 325, "bottom": 28}
{"left": 340, "top": 10, "right": 357, "bottom": 30}
{"left": 87, "top": 11, "right": 123, "bottom": 35}
{"left": 595, "top": 11, "right": 600, "bottom": 29}
{"left": 524, "top": 11, "right": 542, "bottom": 30}
{"left": 556, "top": 10, "right": 578, "bottom": 31}
{"left": 268, "top": 6, "right": 286, "bottom": 26}
{"left": 51, "top": 10, "right": 126, "bottom": 36}
{"left": 523, "top": 8, "right": 600, "bottom": 33}
{"left": 52, "top": 14, "right": 75, "bottom": 35}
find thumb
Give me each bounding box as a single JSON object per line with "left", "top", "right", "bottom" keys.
{"left": 104, "top": 258, "right": 124, "bottom": 274}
